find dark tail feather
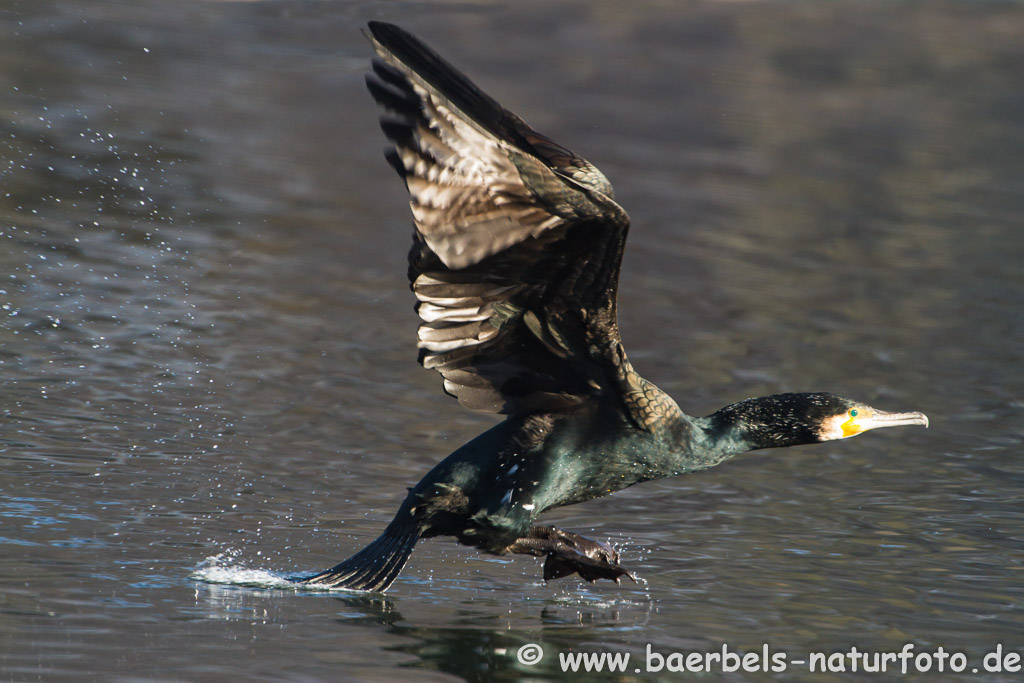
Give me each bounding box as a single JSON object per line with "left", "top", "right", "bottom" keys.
{"left": 297, "top": 527, "right": 420, "bottom": 592}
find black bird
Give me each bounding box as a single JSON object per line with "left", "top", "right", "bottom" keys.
{"left": 298, "top": 22, "right": 928, "bottom": 591}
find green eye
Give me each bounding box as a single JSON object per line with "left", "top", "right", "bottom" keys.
{"left": 849, "top": 409, "right": 859, "bottom": 418}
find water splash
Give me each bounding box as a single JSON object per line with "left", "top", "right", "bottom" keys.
{"left": 190, "top": 552, "right": 301, "bottom": 589}
{"left": 191, "top": 552, "right": 373, "bottom": 592}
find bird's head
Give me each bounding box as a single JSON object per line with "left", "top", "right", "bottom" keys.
{"left": 708, "top": 392, "right": 929, "bottom": 452}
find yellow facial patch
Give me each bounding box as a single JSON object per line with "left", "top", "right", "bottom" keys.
{"left": 840, "top": 410, "right": 863, "bottom": 438}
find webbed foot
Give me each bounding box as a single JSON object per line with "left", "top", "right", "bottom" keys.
{"left": 509, "top": 526, "right": 636, "bottom": 585}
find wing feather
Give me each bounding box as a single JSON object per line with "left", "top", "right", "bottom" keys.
{"left": 366, "top": 22, "right": 632, "bottom": 414}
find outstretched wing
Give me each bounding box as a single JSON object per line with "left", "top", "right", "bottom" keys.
{"left": 365, "top": 22, "right": 632, "bottom": 415}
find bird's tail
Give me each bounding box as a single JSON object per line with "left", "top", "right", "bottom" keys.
{"left": 298, "top": 522, "right": 420, "bottom": 592}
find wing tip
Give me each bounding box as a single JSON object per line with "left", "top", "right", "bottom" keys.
{"left": 364, "top": 21, "right": 401, "bottom": 51}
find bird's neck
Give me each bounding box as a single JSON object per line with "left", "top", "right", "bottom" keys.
{"left": 690, "top": 394, "right": 825, "bottom": 464}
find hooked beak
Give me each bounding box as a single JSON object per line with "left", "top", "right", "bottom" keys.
{"left": 842, "top": 409, "right": 929, "bottom": 437}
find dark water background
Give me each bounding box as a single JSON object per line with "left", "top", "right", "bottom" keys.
{"left": 2, "top": 0, "right": 1022, "bottom": 680}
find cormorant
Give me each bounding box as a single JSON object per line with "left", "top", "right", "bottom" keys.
{"left": 298, "top": 22, "right": 928, "bottom": 591}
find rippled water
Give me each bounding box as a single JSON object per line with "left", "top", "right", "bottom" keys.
{"left": 2, "top": 0, "right": 1022, "bottom": 680}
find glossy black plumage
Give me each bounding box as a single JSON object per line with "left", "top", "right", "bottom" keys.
{"left": 297, "top": 23, "right": 928, "bottom": 592}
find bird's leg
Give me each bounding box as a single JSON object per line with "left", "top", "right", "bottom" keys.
{"left": 507, "top": 525, "right": 636, "bottom": 584}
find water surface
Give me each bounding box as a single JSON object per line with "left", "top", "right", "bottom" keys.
{"left": 2, "top": 0, "right": 1023, "bottom": 680}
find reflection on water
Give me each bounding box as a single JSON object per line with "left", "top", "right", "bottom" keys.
{"left": 2, "top": 0, "right": 1023, "bottom": 680}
